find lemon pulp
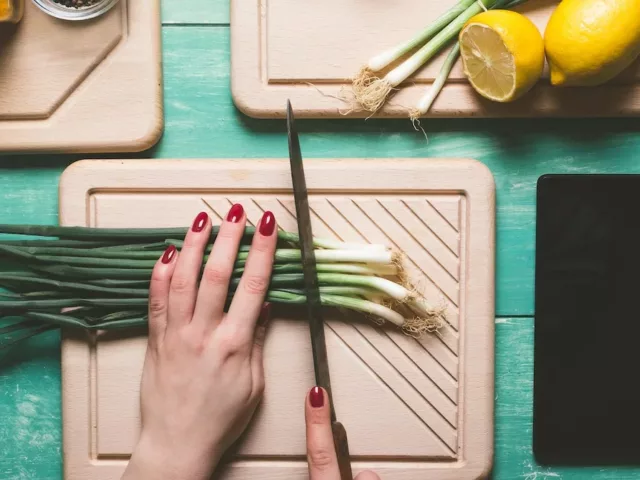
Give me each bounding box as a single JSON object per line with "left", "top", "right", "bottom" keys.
{"left": 459, "top": 10, "right": 545, "bottom": 103}
{"left": 460, "top": 24, "right": 516, "bottom": 102}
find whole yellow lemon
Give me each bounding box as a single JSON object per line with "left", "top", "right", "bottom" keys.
{"left": 544, "top": 0, "right": 640, "bottom": 86}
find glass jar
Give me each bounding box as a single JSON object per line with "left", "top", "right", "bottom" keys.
{"left": 0, "top": 0, "right": 23, "bottom": 23}
{"left": 32, "top": 0, "right": 119, "bottom": 21}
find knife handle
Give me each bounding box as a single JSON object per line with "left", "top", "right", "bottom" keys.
{"left": 331, "top": 421, "right": 353, "bottom": 480}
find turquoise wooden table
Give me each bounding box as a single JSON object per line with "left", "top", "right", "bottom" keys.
{"left": 1, "top": 2, "right": 639, "bottom": 478}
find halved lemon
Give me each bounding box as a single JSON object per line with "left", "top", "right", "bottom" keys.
{"left": 459, "top": 10, "right": 545, "bottom": 103}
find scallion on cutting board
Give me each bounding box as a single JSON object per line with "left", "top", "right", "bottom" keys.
{"left": 352, "top": 0, "right": 527, "bottom": 114}
{"left": 0, "top": 224, "right": 445, "bottom": 349}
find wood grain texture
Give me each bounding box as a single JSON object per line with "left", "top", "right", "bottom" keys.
{"left": 57, "top": 159, "right": 494, "bottom": 479}
{"left": 0, "top": 17, "right": 639, "bottom": 480}
{"left": 0, "top": 0, "right": 163, "bottom": 153}
{"left": 231, "top": 0, "right": 640, "bottom": 118}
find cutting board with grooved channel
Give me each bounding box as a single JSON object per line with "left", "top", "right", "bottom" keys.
{"left": 0, "top": 1, "right": 162, "bottom": 153}
{"left": 59, "top": 159, "right": 495, "bottom": 479}
{"left": 231, "top": 0, "right": 640, "bottom": 118}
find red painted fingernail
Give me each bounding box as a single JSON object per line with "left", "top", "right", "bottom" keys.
{"left": 309, "top": 386, "right": 324, "bottom": 408}
{"left": 192, "top": 212, "right": 209, "bottom": 232}
{"left": 161, "top": 245, "right": 177, "bottom": 264}
{"left": 227, "top": 204, "right": 244, "bottom": 223}
{"left": 259, "top": 211, "right": 276, "bottom": 236}
{"left": 258, "top": 303, "right": 272, "bottom": 327}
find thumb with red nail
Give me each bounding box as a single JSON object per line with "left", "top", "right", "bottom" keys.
{"left": 305, "top": 387, "right": 381, "bottom": 480}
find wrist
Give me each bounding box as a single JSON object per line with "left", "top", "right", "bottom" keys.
{"left": 123, "top": 434, "right": 221, "bottom": 480}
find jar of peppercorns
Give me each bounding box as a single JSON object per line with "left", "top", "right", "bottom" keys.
{"left": 31, "top": 0, "right": 120, "bottom": 21}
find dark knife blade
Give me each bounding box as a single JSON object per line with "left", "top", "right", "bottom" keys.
{"left": 286, "top": 100, "right": 334, "bottom": 411}
{"left": 287, "top": 100, "right": 353, "bottom": 480}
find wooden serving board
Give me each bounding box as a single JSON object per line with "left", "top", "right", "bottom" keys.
{"left": 231, "top": 0, "right": 640, "bottom": 118}
{"left": 59, "top": 158, "right": 495, "bottom": 479}
{"left": 0, "top": 1, "right": 162, "bottom": 153}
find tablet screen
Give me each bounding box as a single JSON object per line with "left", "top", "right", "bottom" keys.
{"left": 534, "top": 174, "right": 640, "bottom": 465}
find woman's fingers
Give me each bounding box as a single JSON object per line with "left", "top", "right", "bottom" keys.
{"left": 167, "top": 212, "right": 211, "bottom": 332}
{"left": 225, "top": 211, "right": 277, "bottom": 345}
{"left": 192, "top": 204, "right": 246, "bottom": 335}
{"left": 148, "top": 245, "right": 179, "bottom": 349}
{"left": 305, "top": 387, "right": 341, "bottom": 480}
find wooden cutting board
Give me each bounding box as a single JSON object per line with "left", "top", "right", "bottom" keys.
{"left": 59, "top": 158, "right": 495, "bottom": 479}
{"left": 0, "top": 1, "right": 162, "bottom": 153}
{"left": 231, "top": 0, "right": 640, "bottom": 118}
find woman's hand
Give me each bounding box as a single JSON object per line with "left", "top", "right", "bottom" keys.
{"left": 122, "top": 206, "right": 277, "bottom": 480}
{"left": 306, "top": 387, "right": 381, "bottom": 480}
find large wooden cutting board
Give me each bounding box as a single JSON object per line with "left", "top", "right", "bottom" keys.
{"left": 0, "top": 1, "right": 162, "bottom": 153}
{"left": 231, "top": 0, "right": 640, "bottom": 118}
{"left": 59, "top": 159, "right": 495, "bottom": 479}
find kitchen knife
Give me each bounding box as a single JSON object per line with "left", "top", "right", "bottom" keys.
{"left": 287, "top": 100, "right": 353, "bottom": 480}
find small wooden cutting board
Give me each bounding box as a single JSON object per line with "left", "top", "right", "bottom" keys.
{"left": 231, "top": 0, "right": 640, "bottom": 118}
{"left": 0, "top": 1, "right": 162, "bottom": 153}
{"left": 59, "top": 158, "right": 495, "bottom": 479}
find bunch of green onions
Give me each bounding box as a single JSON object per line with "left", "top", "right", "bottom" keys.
{"left": 0, "top": 224, "right": 445, "bottom": 349}
{"left": 352, "top": 0, "right": 528, "bottom": 116}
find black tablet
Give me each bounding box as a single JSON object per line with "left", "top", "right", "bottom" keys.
{"left": 534, "top": 174, "right": 640, "bottom": 465}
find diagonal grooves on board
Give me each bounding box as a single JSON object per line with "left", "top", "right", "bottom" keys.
{"left": 327, "top": 322, "right": 457, "bottom": 454}
{"left": 351, "top": 324, "right": 457, "bottom": 429}
{"left": 325, "top": 197, "right": 459, "bottom": 344}
{"left": 401, "top": 200, "right": 458, "bottom": 259}
{"left": 353, "top": 323, "right": 458, "bottom": 418}
{"left": 382, "top": 329, "right": 458, "bottom": 402}
{"left": 325, "top": 196, "right": 459, "bottom": 338}
{"left": 262, "top": 198, "right": 298, "bottom": 235}
{"left": 274, "top": 198, "right": 299, "bottom": 224}
{"left": 309, "top": 204, "right": 346, "bottom": 242}
{"left": 201, "top": 198, "right": 227, "bottom": 222}
{"left": 325, "top": 199, "right": 372, "bottom": 244}
{"left": 283, "top": 196, "right": 460, "bottom": 357}
{"left": 257, "top": 195, "right": 461, "bottom": 362}
{"left": 416, "top": 329, "right": 459, "bottom": 369}
{"left": 350, "top": 199, "right": 447, "bottom": 298}
{"left": 274, "top": 195, "right": 458, "bottom": 360}
{"left": 276, "top": 198, "right": 347, "bottom": 243}
{"left": 427, "top": 198, "right": 459, "bottom": 232}
{"left": 249, "top": 198, "right": 271, "bottom": 229}
{"left": 331, "top": 198, "right": 459, "bottom": 358}
{"left": 377, "top": 199, "right": 458, "bottom": 282}
{"left": 254, "top": 195, "right": 459, "bottom": 360}
{"left": 279, "top": 197, "right": 345, "bottom": 242}
{"left": 315, "top": 198, "right": 372, "bottom": 245}
{"left": 350, "top": 199, "right": 459, "bottom": 310}
{"left": 309, "top": 198, "right": 461, "bottom": 356}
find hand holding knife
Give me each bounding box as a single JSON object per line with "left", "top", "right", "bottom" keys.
{"left": 287, "top": 100, "right": 354, "bottom": 480}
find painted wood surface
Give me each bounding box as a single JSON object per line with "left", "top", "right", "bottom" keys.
{"left": 1, "top": 1, "right": 639, "bottom": 478}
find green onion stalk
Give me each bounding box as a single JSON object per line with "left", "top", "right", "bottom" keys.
{"left": 410, "top": 0, "right": 529, "bottom": 118}
{"left": 352, "top": 0, "right": 528, "bottom": 113}
{"left": 410, "top": 42, "right": 461, "bottom": 121}
{"left": 0, "top": 224, "right": 445, "bottom": 349}
{"left": 352, "top": 0, "right": 477, "bottom": 96}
